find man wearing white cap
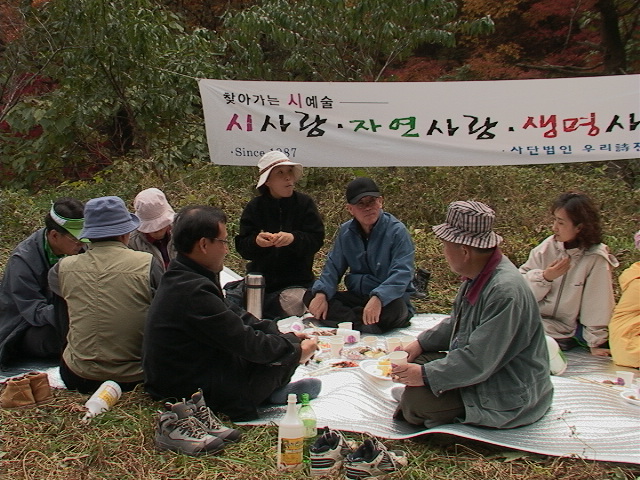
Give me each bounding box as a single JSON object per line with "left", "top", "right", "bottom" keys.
{"left": 0, "top": 197, "right": 86, "bottom": 367}
{"left": 391, "top": 201, "right": 553, "bottom": 429}
{"left": 49, "top": 196, "right": 163, "bottom": 394}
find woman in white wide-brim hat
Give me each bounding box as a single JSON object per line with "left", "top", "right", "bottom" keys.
{"left": 129, "top": 188, "right": 176, "bottom": 271}
{"left": 230, "top": 151, "right": 325, "bottom": 319}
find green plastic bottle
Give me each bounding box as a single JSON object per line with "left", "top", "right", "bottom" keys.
{"left": 298, "top": 393, "right": 317, "bottom": 439}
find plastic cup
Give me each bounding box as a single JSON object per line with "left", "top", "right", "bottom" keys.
{"left": 387, "top": 351, "right": 408, "bottom": 366}
{"left": 385, "top": 337, "right": 402, "bottom": 352}
{"left": 400, "top": 335, "right": 415, "bottom": 348}
{"left": 337, "top": 322, "right": 353, "bottom": 330}
{"left": 362, "top": 336, "right": 378, "bottom": 347}
{"left": 616, "top": 371, "right": 635, "bottom": 386}
{"left": 327, "top": 336, "right": 344, "bottom": 358}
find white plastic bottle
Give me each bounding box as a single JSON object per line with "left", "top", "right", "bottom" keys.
{"left": 82, "top": 380, "right": 122, "bottom": 423}
{"left": 277, "top": 393, "right": 304, "bottom": 470}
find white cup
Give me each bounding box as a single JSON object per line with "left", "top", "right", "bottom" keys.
{"left": 362, "top": 336, "right": 378, "bottom": 347}
{"left": 400, "top": 335, "right": 415, "bottom": 348}
{"left": 385, "top": 337, "right": 402, "bottom": 352}
{"left": 327, "top": 336, "right": 344, "bottom": 358}
{"left": 338, "top": 329, "right": 360, "bottom": 344}
{"left": 337, "top": 322, "right": 353, "bottom": 330}
{"left": 616, "top": 370, "right": 635, "bottom": 386}
{"left": 387, "top": 351, "right": 408, "bottom": 366}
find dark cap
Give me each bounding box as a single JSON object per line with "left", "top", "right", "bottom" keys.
{"left": 346, "top": 177, "right": 381, "bottom": 205}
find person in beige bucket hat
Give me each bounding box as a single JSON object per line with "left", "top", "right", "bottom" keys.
{"left": 232, "top": 151, "right": 324, "bottom": 319}
{"left": 390, "top": 200, "right": 553, "bottom": 430}
{"left": 129, "top": 188, "right": 176, "bottom": 271}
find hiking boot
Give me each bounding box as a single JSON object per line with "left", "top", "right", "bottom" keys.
{"left": 411, "top": 268, "right": 430, "bottom": 300}
{"left": 0, "top": 376, "right": 36, "bottom": 408}
{"left": 25, "top": 371, "right": 53, "bottom": 404}
{"left": 186, "top": 389, "right": 242, "bottom": 443}
{"left": 309, "top": 427, "right": 356, "bottom": 477}
{"left": 155, "top": 408, "right": 225, "bottom": 456}
{"left": 344, "top": 437, "right": 407, "bottom": 480}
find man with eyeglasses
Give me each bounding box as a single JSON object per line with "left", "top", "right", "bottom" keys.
{"left": 0, "top": 197, "right": 87, "bottom": 367}
{"left": 307, "top": 177, "right": 415, "bottom": 333}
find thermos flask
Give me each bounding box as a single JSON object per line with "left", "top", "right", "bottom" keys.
{"left": 245, "top": 273, "right": 265, "bottom": 319}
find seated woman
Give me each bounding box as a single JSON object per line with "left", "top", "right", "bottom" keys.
{"left": 232, "top": 151, "right": 324, "bottom": 319}
{"left": 519, "top": 192, "right": 618, "bottom": 356}
{"left": 128, "top": 188, "right": 176, "bottom": 271}
{"left": 609, "top": 231, "right": 639, "bottom": 368}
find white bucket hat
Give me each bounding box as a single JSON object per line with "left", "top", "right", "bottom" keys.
{"left": 134, "top": 188, "right": 175, "bottom": 233}
{"left": 256, "top": 151, "right": 303, "bottom": 188}
{"left": 432, "top": 201, "right": 503, "bottom": 249}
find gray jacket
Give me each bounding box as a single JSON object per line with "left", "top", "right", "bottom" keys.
{"left": 419, "top": 255, "right": 553, "bottom": 429}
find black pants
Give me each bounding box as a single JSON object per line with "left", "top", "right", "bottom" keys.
{"left": 59, "top": 359, "right": 141, "bottom": 395}
{"left": 304, "top": 290, "right": 410, "bottom": 333}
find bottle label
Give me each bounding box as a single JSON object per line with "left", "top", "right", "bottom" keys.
{"left": 302, "top": 418, "right": 316, "bottom": 438}
{"left": 279, "top": 437, "right": 303, "bottom": 469}
{"left": 96, "top": 385, "right": 119, "bottom": 407}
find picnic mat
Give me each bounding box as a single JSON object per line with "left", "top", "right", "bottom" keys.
{"left": 236, "top": 314, "right": 640, "bottom": 465}
{"left": 1, "top": 314, "right": 638, "bottom": 464}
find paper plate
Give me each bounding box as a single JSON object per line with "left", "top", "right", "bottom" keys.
{"left": 620, "top": 390, "right": 640, "bottom": 407}
{"left": 360, "top": 359, "right": 392, "bottom": 381}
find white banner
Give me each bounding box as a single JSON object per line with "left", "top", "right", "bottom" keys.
{"left": 199, "top": 76, "right": 640, "bottom": 167}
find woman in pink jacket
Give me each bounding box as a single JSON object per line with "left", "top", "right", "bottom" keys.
{"left": 519, "top": 192, "right": 618, "bottom": 356}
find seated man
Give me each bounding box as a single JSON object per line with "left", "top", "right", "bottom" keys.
{"left": 307, "top": 177, "right": 415, "bottom": 333}
{"left": 0, "top": 197, "right": 86, "bottom": 367}
{"left": 143, "top": 205, "right": 319, "bottom": 421}
{"left": 392, "top": 201, "right": 553, "bottom": 429}
{"left": 49, "top": 196, "right": 163, "bottom": 393}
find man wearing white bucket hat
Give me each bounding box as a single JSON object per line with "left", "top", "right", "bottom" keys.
{"left": 49, "top": 196, "right": 163, "bottom": 394}
{"left": 391, "top": 201, "right": 553, "bottom": 429}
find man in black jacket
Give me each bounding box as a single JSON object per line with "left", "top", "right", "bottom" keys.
{"left": 143, "top": 205, "right": 319, "bottom": 421}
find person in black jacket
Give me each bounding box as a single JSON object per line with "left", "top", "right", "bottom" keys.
{"left": 232, "top": 151, "right": 324, "bottom": 319}
{"left": 143, "top": 205, "right": 320, "bottom": 421}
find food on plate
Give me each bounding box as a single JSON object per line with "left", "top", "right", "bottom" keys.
{"left": 330, "top": 360, "right": 358, "bottom": 369}
{"left": 376, "top": 358, "right": 392, "bottom": 377}
{"left": 305, "top": 328, "right": 337, "bottom": 336}
{"left": 343, "top": 346, "right": 387, "bottom": 360}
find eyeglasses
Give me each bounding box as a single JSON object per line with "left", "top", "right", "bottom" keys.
{"left": 353, "top": 196, "right": 380, "bottom": 209}
{"left": 63, "top": 232, "right": 84, "bottom": 245}
{"left": 210, "top": 238, "right": 230, "bottom": 245}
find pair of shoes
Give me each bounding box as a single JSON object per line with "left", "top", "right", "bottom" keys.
{"left": 155, "top": 389, "right": 241, "bottom": 455}
{"left": 0, "top": 371, "right": 52, "bottom": 408}
{"left": 309, "top": 427, "right": 358, "bottom": 477}
{"left": 345, "top": 437, "right": 408, "bottom": 479}
{"left": 310, "top": 428, "right": 407, "bottom": 479}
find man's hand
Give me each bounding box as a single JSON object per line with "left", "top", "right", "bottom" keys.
{"left": 403, "top": 340, "right": 423, "bottom": 362}
{"left": 590, "top": 346, "right": 611, "bottom": 357}
{"left": 362, "top": 296, "right": 382, "bottom": 325}
{"left": 308, "top": 293, "right": 328, "bottom": 320}
{"left": 543, "top": 256, "right": 571, "bottom": 281}
{"left": 391, "top": 363, "right": 425, "bottom": 387}
{"left": 299, "top": 337, "right": 318, "bottom": 364}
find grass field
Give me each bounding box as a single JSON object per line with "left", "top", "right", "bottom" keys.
{"left": 1, "top": 160, "right": 639, "bottom": 479}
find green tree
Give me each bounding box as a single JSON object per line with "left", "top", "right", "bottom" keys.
{"left": 0, "top": 0, "right": 226, "bottom": 187}
{"left": 220, "top": 0, "right": 494, "bottom": 81}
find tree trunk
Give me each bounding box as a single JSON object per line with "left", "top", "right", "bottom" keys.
{"left": 595, "top": 0, "right": 627, "bottom": 74}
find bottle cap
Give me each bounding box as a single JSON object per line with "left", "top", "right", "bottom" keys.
{"left": 300, "top": 393, "right": 310, "bottom": 403}
{"left": 287, "top": 393, "right": 297, "bottom": 403}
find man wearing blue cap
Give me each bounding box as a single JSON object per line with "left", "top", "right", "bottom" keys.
{"left": 49, "top": 196, "right": 163, "bottom": 393}
{"left": 0, "top": 197, "right": 86, "bottom": 367}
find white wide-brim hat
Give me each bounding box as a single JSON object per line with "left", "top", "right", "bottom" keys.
{"left": 134, "top": 188, "right": 175, "bottom": 233}
{"left": 256, "top": 151, "right": 303, "bottom": 188}
{"left": 432, "top": 200, "right": 503, "bottom": 249}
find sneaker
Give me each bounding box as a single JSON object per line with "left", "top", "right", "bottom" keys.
{"left": 309, "top": 427, "right": 356, "bottom": 477}
{"left": 186, "top": 389, "right": 242, "bottom": 443}
{"left": 345, "top": 437, "right": 407, "bottom": 480}
{"left": 154, "top": 409, "right": 225, "bottom": 456}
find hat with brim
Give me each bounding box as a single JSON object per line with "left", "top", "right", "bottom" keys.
{"left": 134, "top": 188, "right": 175, "bottom": 233}
{"left": 432, "top": 201, "right": 503, "bottom": 249}
{"left": 80, "top": 196, "right": 140, "bottom": 239}
{"left": 346, "top": 177, "right": 381, "bottom": 205}
{"left": 49, "top": 204, "right": 90, "bottom": 243}
{"left": 256, "top": 151, "right": 303, "bottom": 188}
